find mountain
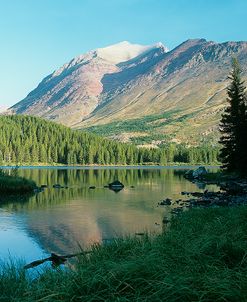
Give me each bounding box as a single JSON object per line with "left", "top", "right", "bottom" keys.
{"left": 9, "top": 39, "right": 247, "bottom": 145}
{"left": 10, "top": 41, "right": 168, "bottom": 127}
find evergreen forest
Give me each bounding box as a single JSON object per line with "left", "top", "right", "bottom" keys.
{"left": 0, "top": 115, "right": 219, "bottom": 165}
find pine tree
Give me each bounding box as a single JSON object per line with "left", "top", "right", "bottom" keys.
{"left": 0, "top": 115, "right": 220, "bottom": 166}
{"left": 219, "top": 58, "right": 247, "bottom": 174}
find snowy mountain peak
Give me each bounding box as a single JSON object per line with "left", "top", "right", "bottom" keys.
{"left": 155, "top": 42, "right": 169, "bottom": 51}
{"left": 96, "top": 41, "right": 167, "bottom": 64}
{"left": 52, "top": 41, "right": 168, "bottom": 77}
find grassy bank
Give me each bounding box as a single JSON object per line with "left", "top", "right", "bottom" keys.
{"left": 1, "top": 206, "right": 247, "bottom": 301}
{"left": 0, "top": 170, "right": 36, "bottom": 193}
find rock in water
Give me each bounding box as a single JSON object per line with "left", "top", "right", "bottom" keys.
{"left": 184, "top": 166, "right": 207, "bottom": 180}
{"left": 192, "top": 166, "right": 207, "bottom": 179}
{"left": 108, "top": 180, "right": 124, "bottom": 188}
{"left": 159, "top": 198, "right": 172, "bottom": 205}
{"left": 53, "top": 184, "right": 63, "bottom": 188}
{"left": 108, "top": 180, "right": 124, "bottom": 192}
{"left": 184, "top": 170, "right": 194, "bottom": 180}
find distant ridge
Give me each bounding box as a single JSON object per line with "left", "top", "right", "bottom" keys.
{"left": 9, "top": 39, "right": 247, "bottom": 145}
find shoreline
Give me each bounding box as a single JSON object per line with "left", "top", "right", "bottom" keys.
{"left": 1, "top": 205, "right": 247, "bottom": 301}
{"left": 1, "top": 168, "right": 247, "bottom": 300}
{"left": 0, "top": 164, "right": 220, "bottom": 170}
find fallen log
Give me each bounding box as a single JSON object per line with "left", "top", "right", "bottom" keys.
{"left": 24, "top": 251, "right": 92, "bottom": 269}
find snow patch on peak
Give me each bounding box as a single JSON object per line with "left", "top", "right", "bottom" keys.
{"left": 155, "top": 42, "right": 169, "bottom": 52}
{"left": 96, "top": 41, "right": 167, "bottom": 64}
{"left": 51, "top": 41, "right": 168, "bottom": 78}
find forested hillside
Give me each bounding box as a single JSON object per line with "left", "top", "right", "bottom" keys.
{"left": 0, "top": 116, "right": 219, "bottom": 165}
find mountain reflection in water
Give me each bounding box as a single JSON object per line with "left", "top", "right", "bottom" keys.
{"left": 0, "top": 167, "right": 218, "bottom": 263}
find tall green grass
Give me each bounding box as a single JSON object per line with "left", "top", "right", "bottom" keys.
{"left": 1, "top": 206, "right": 247, "bottom": 301}
{"left": 0, "top": 169, "right": 36, "bottom": 193}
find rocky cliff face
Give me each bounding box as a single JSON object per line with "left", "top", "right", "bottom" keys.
{"left": 11, "top": 41, "right": 168, "bottom": 126}
{"left": 10, "top": 39, "right": 247, "bottom": 144}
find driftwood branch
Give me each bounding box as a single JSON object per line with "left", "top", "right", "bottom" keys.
{"left": 24, "top": 251, "right": 92, "bottom": 269}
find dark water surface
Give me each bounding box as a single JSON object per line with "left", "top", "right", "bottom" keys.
{"left": 0, "top": 167, "right": 218, "bottom": 264}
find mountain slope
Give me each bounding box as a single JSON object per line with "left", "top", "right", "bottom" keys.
{"left": 77, "top": 39, "right": 247, "bottom": 145}
{"left": 9, "top": 39, "right": 247, "bottom": 144}
{"left": 10, "top": 41, "right": 167, "bottom": 126}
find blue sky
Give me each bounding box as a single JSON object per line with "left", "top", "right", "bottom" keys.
{"left": 0, "top": 0, "right": 247, "bottom": 107}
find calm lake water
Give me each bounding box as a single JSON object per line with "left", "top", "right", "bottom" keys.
{"left": 0, "top": 166, "right": 218, "bottom": 265}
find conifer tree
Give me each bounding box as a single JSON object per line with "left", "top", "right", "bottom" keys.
{"left": 219, "top": 58, "right": 247, "bottom": 174}
{"left": 0, "top": 115, "right": 219, "bottom": 166}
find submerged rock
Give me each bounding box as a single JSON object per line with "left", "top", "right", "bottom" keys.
{"left": 179, "top": 184, "right": 247, "bottom": 208}
{"left": 159, "top": 198, "right": 172, "bottom": 206}
{"left": 181, "top": 191, "right": 190, "bottom": 195}
{"left": 220, "top": 181, "right": 246, "bottom": 195}
{"left": 190, "top": 192, "right": 204, "bottom": 197}
{"left": 53, "top": 184, "right": 63, "bottom": 189}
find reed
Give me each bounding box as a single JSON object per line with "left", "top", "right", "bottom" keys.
{"left": 1, "top": 206, "right": 247, "bottom": 301}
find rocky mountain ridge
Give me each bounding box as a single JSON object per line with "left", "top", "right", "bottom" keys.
{"left": 9, "top": 39, "right": 247, "bottom": 145}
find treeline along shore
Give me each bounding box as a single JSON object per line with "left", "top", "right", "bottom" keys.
{"left": 0, "top": 115, "right": 219, "bottom": 166}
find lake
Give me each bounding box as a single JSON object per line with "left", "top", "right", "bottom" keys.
{"left": 0, "top": 166, "right": 218, "bottom": 265}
